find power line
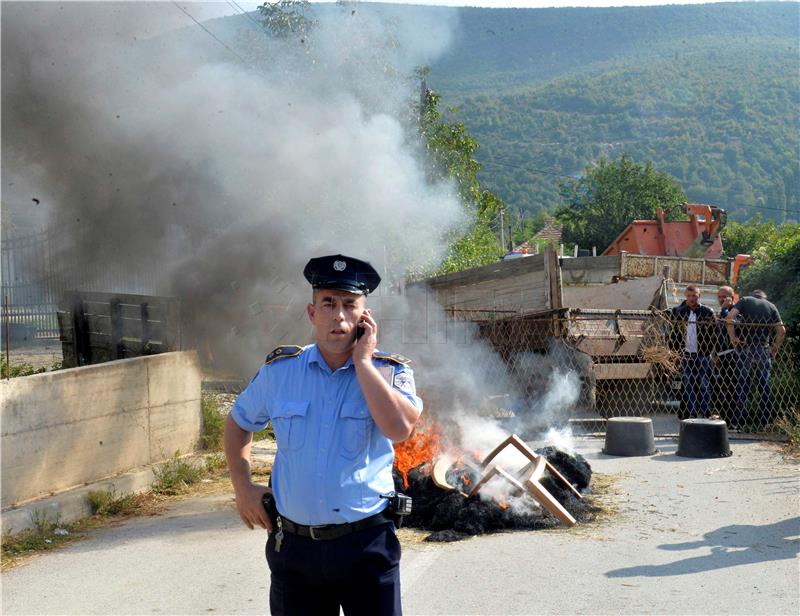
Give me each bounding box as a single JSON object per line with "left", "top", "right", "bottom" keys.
{"left": 171, "top": 1, "right": 249, "bottom": 65}
{"left": 226, "top": 0, "right": 269, "bottom": 34}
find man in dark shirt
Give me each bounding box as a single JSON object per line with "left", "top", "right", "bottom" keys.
{"left": 712, "top": 286, "right": 736, "bottom": 423}
{"left": 725, "top": 290, "right": 786, "bottom": 429}
{"left": 670, "top": 285, "right": 716, "bottom": 419}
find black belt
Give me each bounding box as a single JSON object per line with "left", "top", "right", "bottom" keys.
{"left": 279, "top": 510, "right": 394, "bottom": 541}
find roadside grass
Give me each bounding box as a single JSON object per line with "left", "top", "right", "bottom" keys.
{"left": 254, "top": 424, "right": 275, "bottom": 442}
{"left": 1, "top": 513, "right": 95, "bottom": 569}
{"left": 1, "top": 357, "right": 63, "bottom": 378}
{"left": 201, "top": 391, "right": 274, "bottom": 447}
{"left": 776, "top": 406, "right": 800, "bottom": 458}
{"left": 1, "top": 357, "right": 46, "bottom": 378}
{"left": 201, "top": 393, "right": 226, "bottom": 450}
{"left": 151, "top": 451, "right": 207, "bottom": 495}
{"left": 87, "top": 489, "right": 139, "bottom": 517}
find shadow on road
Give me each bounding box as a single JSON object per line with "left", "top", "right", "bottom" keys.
{"left": 606, "top": 516, "right": 800, "bottom": 578}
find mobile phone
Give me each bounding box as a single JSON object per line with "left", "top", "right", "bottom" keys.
{"left": 356, "top": 320, "right": 365, "bottom": 340}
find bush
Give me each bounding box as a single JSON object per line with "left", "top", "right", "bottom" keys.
{"left": 87, "top": 489, "right": 137, "bottom": 516}
{"left": 200, "top": 394, "right": 225, "bottom": 451}
{"left": 0, "top": 358, "right": 46, "bottom": 378}
{"left": 152, "top": 451, "right": 204, "bottom": 495}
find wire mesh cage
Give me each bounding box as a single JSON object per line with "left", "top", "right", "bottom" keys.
{"left": 443, "top": 307, "right": 797, "bottom": 437}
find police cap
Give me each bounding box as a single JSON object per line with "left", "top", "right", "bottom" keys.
{"left": 303, "top": 254, "right": 381, "bottom": 295}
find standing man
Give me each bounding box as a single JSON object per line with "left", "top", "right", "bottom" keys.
{"left": 712, "top": 286, "right": 736, "bottom": 423}
{"left": 670, "top": 285, "right": 716, "bottom": 419}
{"left": 225, "top": 254, "right": 422, "bottom": 616}
{"left": 725, "top": 290, "right": 785, "bottom": 429}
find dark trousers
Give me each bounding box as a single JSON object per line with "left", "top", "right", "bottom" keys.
{"left": 712, "top": 353, "right": 737, "bottom": 423}
{"left": 681, "top": 354, "right": 711, "bottom": 418}
{"left": 266, "top": 522, "right": 402, "bottom": 616}
{"left": 734, "top": 345, "right": 773, "bottom": 428}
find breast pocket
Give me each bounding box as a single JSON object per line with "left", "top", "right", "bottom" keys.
{"left": 340, "top": 402, "right": 370, "bottom": 460}
{"left": 271, "top": 401, "right": 309, "bottom": 452}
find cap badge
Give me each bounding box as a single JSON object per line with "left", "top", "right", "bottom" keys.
{"left": 333, "top": 260, "right": 347, "bottom": 272}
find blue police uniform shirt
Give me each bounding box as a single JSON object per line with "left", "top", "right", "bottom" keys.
{"left": 231, "top": 344, "right": 423, "bottom": 526}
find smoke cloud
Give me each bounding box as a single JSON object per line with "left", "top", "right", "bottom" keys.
{"left": 2, "top": 2, "right": 461, "bottom": 373}
{"left": 3, "top": 3, "right": 581, "bottom": 456}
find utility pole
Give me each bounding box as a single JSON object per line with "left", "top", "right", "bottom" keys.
{"left": 499, "top": 209, "right": 505, "bottom": 253}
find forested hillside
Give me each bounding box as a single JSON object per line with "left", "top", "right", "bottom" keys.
{"left": 420, "top": 2, "right": 799, "bottom": 223}
{"left": 451, "top": 38, "right": 797, "bottom": 222}
{"left": 198, "top": 2, "right": 798, "bottom": 224}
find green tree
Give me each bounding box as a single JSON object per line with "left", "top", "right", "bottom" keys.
{"left": 555, "top": 153, "right": 686, "bottom": 251}
{"left": 738, "top": 226, "right": 800, "bottom": 332}
{"left": 721, "top": 215, "right": 778, "bottom": 257}
{"left": 418, "top": 83, "right": 504, "bottom": 274}
{"left": 258, "top": 0, "right": 315, "bottom": 39}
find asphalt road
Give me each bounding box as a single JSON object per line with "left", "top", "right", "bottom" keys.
{"left": 4, "top": 438, "right": 798, "bottom": 615}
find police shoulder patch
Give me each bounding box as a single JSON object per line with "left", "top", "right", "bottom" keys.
{"left": 264, "top": 345, "right": 305, "bottom": 365}
{"left": 372, "top": 350, "right": 411, "bottom": 366}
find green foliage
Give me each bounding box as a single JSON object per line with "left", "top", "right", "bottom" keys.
{"left": 87, "top": 489, "right": 137, "bottom": 517}
{"left": 418, "top": 86, "right": 504, "bottom": 274}
{"left": 722, "top": 216, "right": 792, "bottom": 257}
{"left": 257, "top": 1, "right": 315, "bottom": 39}
{"left": 735, "top": 223, "right": 800, "bottom": 431}
{"left": 1, "top": 511, "right": 86, "bottom": 568}
{"left": 200, "top": 394, "right": 225, "bottom": 451}
{"left": 421, "top": 4, "right": 799, "bottom": 224}
{"left": 151, "top": 451, "right": 205, "bottom": 495}
{"left": 777, "top": 406, "right": 800, "bottom": 457}
{"left": 204, "top": 452, "right": 227, "bottom": 473}
{"left": 1, "top": 359, "right": 46, "bottom": 378}
{"left": 737, "top": 225, "right": 800, "bottom": 347}
{"left": 554, "top": 153, "right": 685, "bottom": 251}
{"left": 254, "top": 423, "right": 275, "bottom": 442}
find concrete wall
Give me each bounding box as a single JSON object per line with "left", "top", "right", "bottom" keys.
{"left": 1, "top": 351, "right": 201, "bottom": 509}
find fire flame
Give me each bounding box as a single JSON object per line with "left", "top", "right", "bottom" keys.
{"left": 393, "top": 414, "right": 443, "bottom": 488}
{"left": 498, "top": 501, "right": 510, "bottom": 510}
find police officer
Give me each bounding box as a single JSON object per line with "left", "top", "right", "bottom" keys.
{"left": 224, "top": 254, "right": 422, "bottom": 616}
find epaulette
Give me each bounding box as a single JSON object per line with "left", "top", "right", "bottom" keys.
{"left": 264, "top": 345, "right": 304, "bottom": 365}
{"left": 372, "top": 351, "right": 411, "bottom": 366}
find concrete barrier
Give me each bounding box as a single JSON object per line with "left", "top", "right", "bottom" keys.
{"left": 1, "top": 351, "right": 202, "bottom": 510}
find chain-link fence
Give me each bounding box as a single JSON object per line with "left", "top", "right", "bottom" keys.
{"left": 443, "top": 308, "right": 797, "bottom": 437}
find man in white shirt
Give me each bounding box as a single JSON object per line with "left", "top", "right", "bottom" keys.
{"left": 670, "top": 285, "right": 716, "bottom": 419}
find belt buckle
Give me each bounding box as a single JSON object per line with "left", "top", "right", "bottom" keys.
{"left": 309, "top": 525, "right": 326, "bottom": 540}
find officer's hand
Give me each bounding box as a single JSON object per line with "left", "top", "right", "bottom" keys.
{"left": 353, "top": 309, "right": 377, "bottom": 361}
{"left": 234, "top": 483, "right": 272, "bottom": 532}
